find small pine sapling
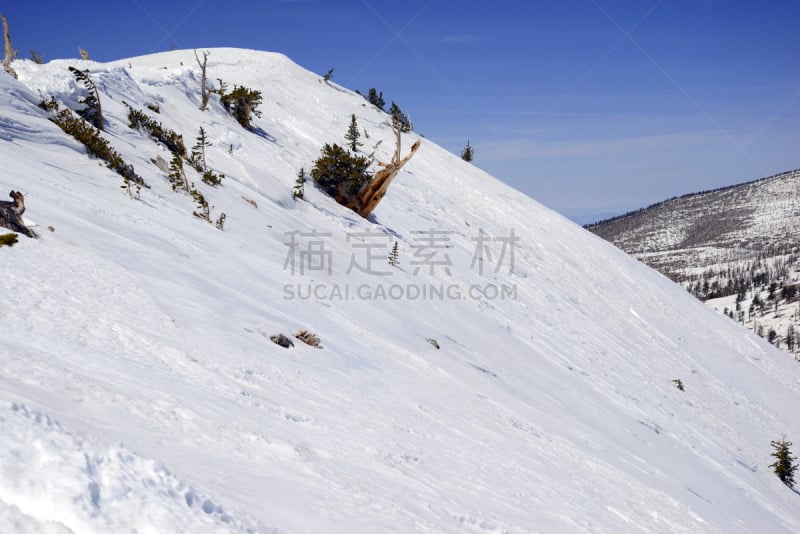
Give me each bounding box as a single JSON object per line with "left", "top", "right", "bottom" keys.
{"left": 293, "top": 167, "right": 306, "bottom": 200}
{"left": 770, "top": 437, "right": 798, "bottom": 488}
{"left": 216, "top": 78, "right": 228, "bottom": 97}
{"left": 189, "top": 127, "right": 223, "bottom": 186}
{"left": 388, "top": 241, "right": 400, "bottom": 267}
{"left": 190, "top": 126, "right": 212, "bottom": 172}
{"left": 345, "top": 114, "right": 362, "bottom": 152}
{"left": 190, "top": 184, "right": 211, "bottom": 222}
{"left": 461, "top": 140, "right": 474, "bottom": 162}
{"left": 322, "top": 68, "right": 334, "bottom": 83}
{"left": 201, "top": 170, "right": 224, "bottom": 187}
{"left": 121, "top": 175, "right": 141, "bottom": 200}
{"left": 215, "top": 212, "right": 226, "bottom": 231}
{"left": 168, "top": 153, "right": 190, "bottom": 192}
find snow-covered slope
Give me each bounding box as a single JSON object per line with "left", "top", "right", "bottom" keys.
{"left": 1, "top": 49, "right": 799, "bottom": 533}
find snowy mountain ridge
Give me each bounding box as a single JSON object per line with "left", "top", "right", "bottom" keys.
{"left": 586, "top": 168, "right": 800, "bottom": 275}
{"left": 1, "top": 48, "right": 799, "bottom": 533}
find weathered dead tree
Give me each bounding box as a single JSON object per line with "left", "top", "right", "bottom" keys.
{"left": 1, "top": 14, "right": 17, "bottom": 79}
{"left": 29, "top": 50, "right": 44, "bottom": 64}
{"left": 351, "top": 124, "right": 420, "bottom": 218}
{"left": 0, "top": 191, "right": 36, "bottom": 238}
{"left": 78, "top": 47, "right": 89, "bottom": 60}
{"left": 194, "top": 49, "right": 211, "bottom": 111}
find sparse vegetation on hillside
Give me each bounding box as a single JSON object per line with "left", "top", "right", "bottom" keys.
{"left": 124, "top": 102, "right": 186, "bottom": 156}
{"left": 41, "top": 98, "right": 145, "bottom": 192}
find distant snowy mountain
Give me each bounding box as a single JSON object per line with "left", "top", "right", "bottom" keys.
{"left": 586, "top": 169, "right": 800, "bottom": 276}
{"left": 587, "top": 170, "right": 800, "bottom": 360}
{"left": 1, "top": 49, "right": 800, "bottom": 533}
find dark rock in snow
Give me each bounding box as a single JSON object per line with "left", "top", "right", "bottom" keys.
{"left": 270, "top": 334, "right": 294, "bottom": 348}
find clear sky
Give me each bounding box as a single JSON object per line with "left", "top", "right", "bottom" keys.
{"left": 2, "top": 0, "right": 799, "bottom": 222}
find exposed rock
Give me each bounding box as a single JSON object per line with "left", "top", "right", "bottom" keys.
{"left": 269, "top": 334, "right": 294, "bottom": 349}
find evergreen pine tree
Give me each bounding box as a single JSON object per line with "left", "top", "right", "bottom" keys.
{"left": 389, "top": 101, "right": 411, "bottom": 132}
{"left": 190, "top": 183, "right": 211, "bottom": 222}
{"left": 388, "top": 241, "right": 400, "bottom": 267}
{"left": 168, "top": 153, "right": 190, "bottom": 192}
{"left": 367, "top": 88, "right": 385, "bottom": 110}
{"left": 220, "top": 85, "right": 262, "bottom": 129}
{"left": 323, "top": 68, "right": 334, "bottom": 82}
{"left": 461, "top": 140, "right": 474, "bottom": 162}
{"left": 770, "top": 437, "right": 798, "bottom": 488}
{"left": 293, "top": 167, "right": 306, "bottom": 200}
{"left": 68, "top": 67, "right": 103, "bottom": 130}
{"left": 310, "top": 143, "right": 371, "bottom": 199}
{"left": 344, "top": 114, "right": 362, "bottom": 152}
{"left": 190, "top": 126, "right": 212, "bottom": 172}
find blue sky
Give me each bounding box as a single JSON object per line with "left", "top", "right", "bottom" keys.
{"left": 3, "top": 0, "right": 799, "bottom": 222}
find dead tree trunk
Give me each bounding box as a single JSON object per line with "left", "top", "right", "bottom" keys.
{"left": 1, "top": 14, "right": 17, "bottom": 79}
{"left": 195, "top": 49, "right": 211, "bottom": 111}
{"left": 0, "top": 191, "right": 36, "bottom": 238}
{"left": 353, "top": 124, "right": 420, "bottom": 218}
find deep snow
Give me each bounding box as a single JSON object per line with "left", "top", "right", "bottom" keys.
{"left": 0, "top": 48, "right": 799, "bottom": 533}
